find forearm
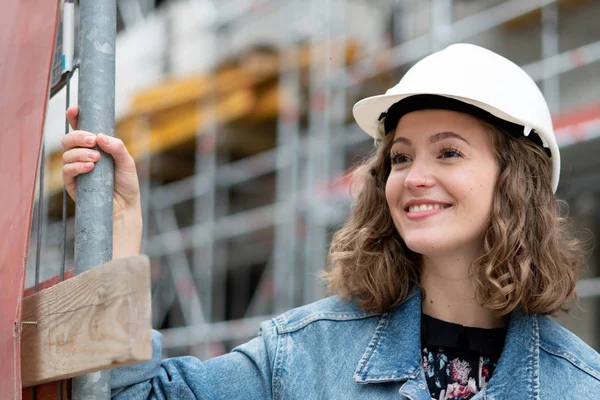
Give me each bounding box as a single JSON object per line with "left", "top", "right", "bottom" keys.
{"left": 111, "top": 322, "right": 277, "bottom": 399}
{"left": 113, "top": 205, "right": 143, "bottom": 259}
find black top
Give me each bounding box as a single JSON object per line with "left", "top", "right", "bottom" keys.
{"left": 420, "top": 313, "right": 508, "bottom": 400}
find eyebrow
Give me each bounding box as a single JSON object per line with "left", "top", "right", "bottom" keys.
{"left": 392, "top": 131, "right": 470, "bottom": 146}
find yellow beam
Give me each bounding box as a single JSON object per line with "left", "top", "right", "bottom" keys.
{"left": 241, "top": 84, "right": 279, "bottom": 123}
{"left": 128, "top": 89, "right": 255, "bottom": 158}
{"left": 130, "top": 67, "right": 256, "bottom": 116}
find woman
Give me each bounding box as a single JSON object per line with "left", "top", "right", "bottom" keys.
{"left": 62, "top": 44, "right": 600, "bottom": 399}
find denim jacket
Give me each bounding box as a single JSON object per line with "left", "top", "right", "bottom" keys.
{"left": 112, "top": 288, "right": 600, "bottom": 399}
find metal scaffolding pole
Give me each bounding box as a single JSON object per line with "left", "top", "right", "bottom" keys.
{"left": 155, "top": 206, "right": 206, "bottom": 326}
{"left": 327, "top": 0, "right": 347, "bottom": 177}
{"left": 212, "top": 155, "right": 230, "bottom": 328}
{"left": 431, "top": 0, "right": 452, "bottom": 52}
{"left": 72, "top": 0, "right": 117, "bottom": 398}
{"left": 193, "top": 68, "right": 217, "bottom": 329}
{"left": 303, "top": 0, "right": 323, "bottom": 305}
{"left": 138, "top": 116, "right": 152, "bottom": 255}
{"left": 542, "top": 2, "right": 560, "bottom": 113}
{"left": 274, "top": 0, "right": 301, "bottom": 314}
{"left": 303, "top": 0, "right": 338, "bottom": 305}
{"left": 191, "top": 7, "right": 230, "bottom": 359}
{"left": 328, "top": 0, "right": 349, "bottom": 197}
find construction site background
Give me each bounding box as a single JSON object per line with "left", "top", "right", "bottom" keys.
{"left": 30, "top": 0, "right": 600, "bottom": 359}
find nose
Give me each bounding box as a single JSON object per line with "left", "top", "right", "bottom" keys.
{"left": 403, "top": 159, "right": 435, "bottom": 190}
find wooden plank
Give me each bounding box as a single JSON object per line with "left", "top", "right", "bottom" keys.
{"left": 0, "top": 0, "right": 61, "bottom": 398}
{"left": 20, "top": 256, "right": 152, "bottom": 388}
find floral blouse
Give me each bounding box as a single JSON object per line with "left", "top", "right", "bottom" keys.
{"left": 421, "top": 313, "right": 508, "bottom": 400}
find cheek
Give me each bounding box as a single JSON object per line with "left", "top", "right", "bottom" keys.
{"left": 458, "top": 166, "right": 497, "bottom": 212}
{"left": 385, "top": 172, "right": 403, "bottom": 208}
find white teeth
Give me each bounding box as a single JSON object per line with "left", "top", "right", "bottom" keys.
{"left": 408, "top": 204, "right": 449, "bottom": 213}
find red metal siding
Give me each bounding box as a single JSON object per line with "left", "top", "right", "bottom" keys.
{"left": 0, "top": 0, "right": 60, "bottom": 398}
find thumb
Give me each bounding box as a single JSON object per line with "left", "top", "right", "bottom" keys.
{"left": 96, "top": 134, "right": 136, "bottom": 172}
{"left": 65, "top": 106, "right": 79, "bottom": 130}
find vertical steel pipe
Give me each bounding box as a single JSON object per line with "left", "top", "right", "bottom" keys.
{"left": 72, "top": 0, "right": 117, "bottom": 398}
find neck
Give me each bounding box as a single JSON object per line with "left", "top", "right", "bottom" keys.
{"left": 419, "top": 251, "right": 507, "bottom": 329}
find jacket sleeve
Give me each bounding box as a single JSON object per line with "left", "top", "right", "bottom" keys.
{"left": 111, "top": 319, "right": 279, "bottom": 400}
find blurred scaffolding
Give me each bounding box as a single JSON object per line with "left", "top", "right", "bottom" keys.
{"left": 30, "top": 0, "right": 600, "bottom": 359}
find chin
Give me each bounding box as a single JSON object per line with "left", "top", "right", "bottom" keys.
{"left": 402, "top": 234, "right": 455, "bottom": 256}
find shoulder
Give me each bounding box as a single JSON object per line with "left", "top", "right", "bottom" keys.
{"left": 268, "top": 295, "right": 380, "bottom": 335}
{"left": 537, "top": 315, "right": 600, "bottom": 382}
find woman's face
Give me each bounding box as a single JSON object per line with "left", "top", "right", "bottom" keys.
{"left": 385, "top": 109, "right": 499, "bottom": 257}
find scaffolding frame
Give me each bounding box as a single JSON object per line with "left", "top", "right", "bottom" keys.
{"left": 34, "top": 0, "right": 600, "bottom": 353}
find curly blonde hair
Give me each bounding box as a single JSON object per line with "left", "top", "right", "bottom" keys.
{"left": 324, "top": 118, "right": 589, "bottom": 316}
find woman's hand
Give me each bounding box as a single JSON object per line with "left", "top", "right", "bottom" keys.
{"left": 62, "top": 106, "right": 143, "bottom": 258}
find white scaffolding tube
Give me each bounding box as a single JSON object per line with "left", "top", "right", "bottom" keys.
{"left": 161, "top": 315, "right": 271, "bottom": 349}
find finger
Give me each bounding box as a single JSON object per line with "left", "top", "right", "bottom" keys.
{"left": 65, "top": 106, "right": 79, "bottom": 130}
{"left": 61, "top": 130, "right": 97, "bottom": 150}
{"left": 61, "top": 175, "right": 77, "bottom": 202}
{"left": 62, "top": 148, "right": 101, "bottom": 164}
{"left": 96, "top": 134, "right": 136, "bottom": 172}
{"left": 62, "top": 161, "right": 95, "bottom": 179}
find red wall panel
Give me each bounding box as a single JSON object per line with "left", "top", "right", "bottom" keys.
{"left": 0, "top": 1, "right": 60, "bottom": 398}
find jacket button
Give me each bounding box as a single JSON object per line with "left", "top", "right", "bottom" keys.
{"left": 419, "top": 383, "right": 426, "bottom": 390}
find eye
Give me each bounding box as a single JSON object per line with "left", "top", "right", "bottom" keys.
{"left": 390, "top": 152, "right": 411, "bottom": 165}
{"left": 439, "top": 146, "right": 463, "bottom": 159}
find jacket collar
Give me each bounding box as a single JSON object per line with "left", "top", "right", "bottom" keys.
{"left": 485, "top": 309, "right": 540, "bottom": 399}
{"left": 353, "top": 288, "right": 422, "bottom": 384}
{"left": 353, "top": 287, "right": 540, "bottom": 399}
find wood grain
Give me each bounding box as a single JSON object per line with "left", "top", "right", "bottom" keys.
{"left": 20, "top": 255, "right": 152, "bottom": 388}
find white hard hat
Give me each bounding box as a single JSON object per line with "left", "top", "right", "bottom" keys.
{"left": 353, "top": 43, "right": 560, "bottom": 193}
